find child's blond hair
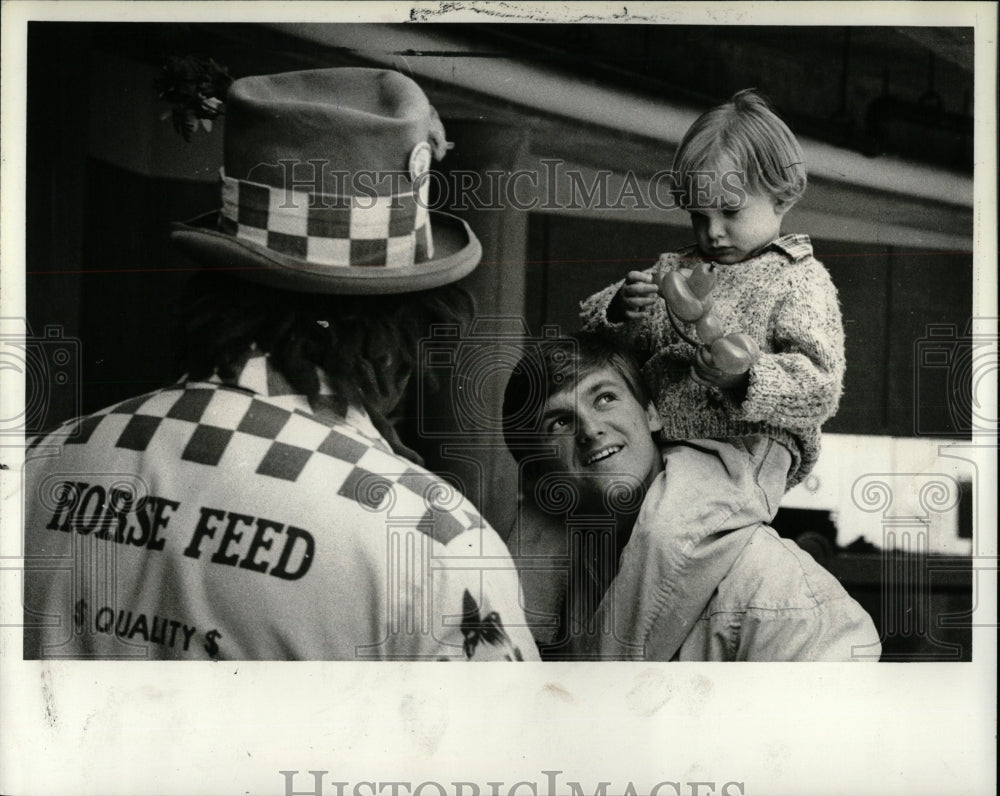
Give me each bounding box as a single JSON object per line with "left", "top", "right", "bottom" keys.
{"left": 672, "top": 89, "right": 806, "bottom": 209}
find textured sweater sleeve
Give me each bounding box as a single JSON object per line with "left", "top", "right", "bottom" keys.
{"left": 579, "top": 277, "right": 627, "bottom": 331}
{"left": 579, "top": 259, "right": 666, "bottom": 358}
{"left": 735, "top": 263, "right": 845, "bottom": 430}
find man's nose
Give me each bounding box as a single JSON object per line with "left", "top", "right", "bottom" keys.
{"left": 576, "top": 414, "right": 603, "bottom": 443}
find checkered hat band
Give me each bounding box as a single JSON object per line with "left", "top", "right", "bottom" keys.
{"left": 219, "top": 171, "right": 433, "bottom": 267}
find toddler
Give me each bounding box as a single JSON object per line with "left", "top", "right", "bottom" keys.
{"left": 580, "top": 89, "right": 846, "bottom": 660}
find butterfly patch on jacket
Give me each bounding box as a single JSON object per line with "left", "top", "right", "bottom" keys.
{"left": 460, "top": 590, "right": 523, "bottom": 661}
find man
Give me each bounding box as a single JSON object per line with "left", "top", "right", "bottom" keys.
{"left": 502, "top": 332, "right": 881, "bottom": 661}
{"left": 23, "top": 67, "right": 537, "bottom": 661}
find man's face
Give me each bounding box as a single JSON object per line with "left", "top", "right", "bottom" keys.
{"left": 538, "top": 366, "right": 663, "bottom": 502}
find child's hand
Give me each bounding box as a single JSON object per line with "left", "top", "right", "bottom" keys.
{"left": 691, "top": 347, "right": 748, "bottom": 391}
{"left": 619, "top": 271, "right": 660, "bottom": 319}
{"left": 690, "top": 333, "right": 760, "bottom": 392}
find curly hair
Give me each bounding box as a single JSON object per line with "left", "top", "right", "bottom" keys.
{"left": 176, "top": 271, "right": 475, "bottom": 417}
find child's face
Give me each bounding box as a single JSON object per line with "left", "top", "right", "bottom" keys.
{"left": 687, "top": 189, "right": 789, "bottom": 265}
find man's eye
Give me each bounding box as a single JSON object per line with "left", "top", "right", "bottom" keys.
{"left": 596, "top": 392, "right": 618, "bottom": 406}
{"left": 546, "top": 416, "right": 571, "bottom": 433}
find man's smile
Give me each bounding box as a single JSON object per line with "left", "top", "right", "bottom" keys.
{"left": 583, "top": 444, "right": 622, "bottom": 466}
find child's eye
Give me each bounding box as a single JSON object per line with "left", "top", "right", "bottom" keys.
{"left": 722, "top": 207, "right": 741, "bottom": 218}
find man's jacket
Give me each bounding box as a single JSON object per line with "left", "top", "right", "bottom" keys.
{"left": 23, "top": 354, "right": 538, "bottom": 661}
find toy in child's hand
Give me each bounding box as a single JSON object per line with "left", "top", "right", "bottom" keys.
{"left": 685, "top": 261, "right": 718, "bottom": 300}
{"left": 657, "top": 263, "right": 761, "bottom": 386}
{"left": 695, "top": 312, "right": 725, "bottom": 345}
{"left": 658, "top": 265, "right": 715, "bottom": 321}
{"left": 692, "top": 346, "right": 751, "bottom": 389}
{"left": 695, "top": 333, "right": 761, "bottom": 380}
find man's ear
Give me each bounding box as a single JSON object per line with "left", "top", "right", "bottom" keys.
{"left": 645, "top": 402, "right": 663, "bottom": 433}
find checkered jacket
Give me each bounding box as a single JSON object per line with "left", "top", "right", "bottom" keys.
{"left": 23, "top": 354, "right": 538, "bottom": 661}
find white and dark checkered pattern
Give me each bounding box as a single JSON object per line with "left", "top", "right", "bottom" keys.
{"left": 27, "top": 354, "right": 483, "bottom": 547}
{"left": 219, "top": 169, "right": 433, "bottom": 267}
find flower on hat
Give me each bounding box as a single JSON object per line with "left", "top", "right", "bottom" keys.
{"left": 155, "top": 55, "right": 233, "bottom": 141}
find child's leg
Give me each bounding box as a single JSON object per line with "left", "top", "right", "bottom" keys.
{"left": 586, "top": 435, "right": 791, "bottom": 660}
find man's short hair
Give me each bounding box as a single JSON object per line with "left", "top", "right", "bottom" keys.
{"left": 502, "top": 331, "right": 651, "bottom": 465}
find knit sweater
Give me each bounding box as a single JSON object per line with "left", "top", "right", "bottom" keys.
{"left": 579, "top": 234, "right": 845, "bottom": 489}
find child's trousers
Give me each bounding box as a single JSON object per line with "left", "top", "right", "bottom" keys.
{"left": 582, "top": 434, "right": 792, "bottom": 661}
